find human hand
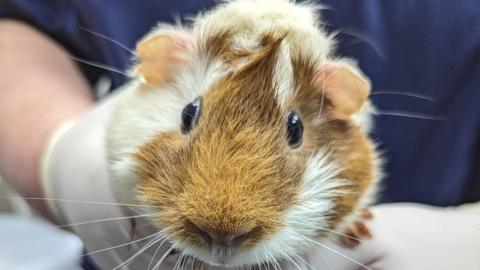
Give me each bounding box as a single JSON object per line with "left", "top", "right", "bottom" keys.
{"left": 40, "top": 86, "right": 183, "bottom": 270}
{"left": 298, "top": 203, "right": 480, "bottom": 270}
{"left": 0, "top": 20, "right": 94, "bottom": 217}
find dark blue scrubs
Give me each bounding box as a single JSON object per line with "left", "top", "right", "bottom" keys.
{"left": 1, "top": 1, "right": 479, "bottom": 268}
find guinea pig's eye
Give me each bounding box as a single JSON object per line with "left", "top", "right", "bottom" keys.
{"left": 181, "top": 97, "right": 201, "bottom": 134}
{"left": 286, "top": 111, "right": 303, "bottom": 148}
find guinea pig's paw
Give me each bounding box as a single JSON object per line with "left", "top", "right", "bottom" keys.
{"left": 340, "top": 209, "right": 373, "bottom": 248}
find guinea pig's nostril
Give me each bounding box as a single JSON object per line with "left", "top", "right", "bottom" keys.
{"left": 185, "top": 219, "right": 213, "bottom": 244}
{"left": 228, "top": 231, "right": 251, "bottom": 247}
{"left": 225, "top": 226, "right": 261, "bottom": 247}
{"left": 185, "top": 219, "right": 260, "bottom": 247}
{"left": 196, "top": 227, "right": 213, "bottom": 245}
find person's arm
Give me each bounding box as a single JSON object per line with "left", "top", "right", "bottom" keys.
{"left": 0, "top": 19, "right": 94, "bottom": 217}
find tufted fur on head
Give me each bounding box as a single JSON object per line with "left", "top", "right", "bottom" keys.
{"left": 106, "top": 0, "right": 380, "bottom": 267}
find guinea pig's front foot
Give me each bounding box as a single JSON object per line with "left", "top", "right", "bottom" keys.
{"left": 341, "top": 209, "right": 373, "bottom": 248}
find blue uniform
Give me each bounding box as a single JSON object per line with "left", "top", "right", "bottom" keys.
{"left": 1, "top": 0, "right": 479, "bottom": 221}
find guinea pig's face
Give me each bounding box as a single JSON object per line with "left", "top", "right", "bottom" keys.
{"left": 123, "top": 36, "right": 377, "bottom": 267}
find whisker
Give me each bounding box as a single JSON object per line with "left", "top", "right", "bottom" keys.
{"left": 183, "top": 254, "right": 191, "bottom": 270}
{"left": 80, "top": 230, "right": 163, "bottom": 257}
{"left": 186, "top": 253, "right": 193, "bottom": 270}
{"left": 189, "top": 257, "right": 197, "bottom": 270}
{"left": 328, "top": 86, "right": 436, "bottom": 103}
{"left": 264, "top": 244, "right": 281, "bottom": 270}
{"left": 179, "top": 252, "right": 187, "bottom": 270}
{"left": 262, "top": 243, "right": 269, "bottom": 266}
{"left": 173, "top": 253, "right": 180, "bottom": 270}
{"left": 272, "top": 255, "right": 281, "bottom": 270}
{"left": 193, "top": 255, "right": 205, "bottom": 270}
{"left": 319, "top": 69, "right": 326, "bottom": 115}
{"left": 262, "top": 260, "right": 269, "bottom": 270}
{"left": 147, "top": 235, "right": 171, "bottom": 270}
{"left": 254, "top": 252, "right": 264, "bottom": 270}
{"left": 291, "top": 232, "right": 372, "bottom": 270}
{"left": 174, "top": 252, "right": 184, "bottom": 270}
{"left": 280, "top": 241, "right": 316, "bottom": 270}
{"left": 55, "top": 212, "right": 164, "bottom": 228}
{"left": 336, "top": 28, "right": 387, "bottom": 62}
{"left": 183, "top": 253, "right": 192, "bottom": 270}
{"left": 293, "top": 252, "right": 316, "bottom": 270}
{"left": 370, "top": 90, "right": 436, "bottom": 101}
{"left": 278, "top": 242, "right": 302, "bottom": 270}
{"left": 276, "top": 243, "right": 302, "bottom": 270}
{"left": 68, "top": 55, "right": 132, "bottom": 77}
{"left": 1, "top": 196, "right": 156, "bottom": 208}
{"left": 112, "top": 234, "right": 164, "bottom": 270}
{"left": 289, "top": 220, "right": 366, "bottom": 244}
{"left": 317, "top": 248, "right": 334, "bottom": 270}
{"left": 325, "top": 86, "right": 440, "bottom": 122}
{"left": 79, "top": 27, "right": 136, "bottom": 56}
{"left": 153, "top": 242, "right": 177, "bottom": 270}
{"left": 375, "top": 110, "right": 448, "bottom": 121}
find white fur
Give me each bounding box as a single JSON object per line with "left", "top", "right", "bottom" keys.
{"left": 194, "top": 0, "right": 332, "bottom": 60}
{"left": 273, "top": 42, "right": 295, "bottom": 106}
{"left": 194, "top": 0, "right": 333, "bottom": 105}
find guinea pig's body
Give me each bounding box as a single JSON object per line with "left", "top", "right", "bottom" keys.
{"left": 106, "top": 0, "right": 380, "bottom": 267}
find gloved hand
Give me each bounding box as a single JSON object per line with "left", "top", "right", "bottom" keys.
{"left": 40, "top": 85, "right": 180, "bottom": 270}
{"left": 300, "top": 202, "right": 480, "bottom": 270}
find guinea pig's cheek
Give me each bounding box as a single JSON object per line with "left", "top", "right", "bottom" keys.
{"left": 133, "top": 134, "right": 189, "bottom": 225}
{"left": 228, "top": 152, "right": 341, "bottom": 262}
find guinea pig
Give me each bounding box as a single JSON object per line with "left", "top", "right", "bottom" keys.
{"left": 106, "top": 0, "right": 381, "bottom": 267}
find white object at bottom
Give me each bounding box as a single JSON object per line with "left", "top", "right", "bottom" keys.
{"left": 0, "top": 215, "right": 83, "bottom": 270}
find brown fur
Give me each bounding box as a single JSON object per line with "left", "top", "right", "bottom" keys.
{"left": 135, "top": 35, "right": 299, "bottom": 250}
{"left": 134, "top": 32, "right": 375, "bottom": 259}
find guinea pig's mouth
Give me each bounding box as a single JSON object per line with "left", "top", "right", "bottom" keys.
{"left": 210, "top": 252, "right": 231, "bottom": 266}
{"left": 193, "top": 246, "right": 238, "bottom": 267}
{"left": 173, "top": 244, "right": 251, "bottom": 268}
{"left": 171, "top": 248, "right": 233, "bottom": 267}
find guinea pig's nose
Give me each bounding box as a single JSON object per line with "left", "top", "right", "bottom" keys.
{"left": 185, "top": 219, "right": 254, "bottom": 247}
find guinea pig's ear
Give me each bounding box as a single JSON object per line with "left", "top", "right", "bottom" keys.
{"left": 135, "top": 31, "right": 194, "bottom": 86}
{"left": 314, "top": 61, "right": 371, "bottom": 120}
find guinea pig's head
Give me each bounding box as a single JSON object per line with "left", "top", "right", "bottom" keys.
{"left": 107, "top": 30, "right": 377, "bottom": 267}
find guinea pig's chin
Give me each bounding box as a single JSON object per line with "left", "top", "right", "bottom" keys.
{"left": 179, "top": 244, "right": 262, "bottom": 268}
{"left": 186, "top": 250, "right": 240, "bottom": 267}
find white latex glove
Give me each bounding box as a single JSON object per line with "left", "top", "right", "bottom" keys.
{"left": 40, "top": 85, "right": 180, "bottom": 270}
{"left": 300, "top": 202, "right": 480, "bottom": 270}
{"left": 0, "top": 214, "right": 83, "bottom": 270}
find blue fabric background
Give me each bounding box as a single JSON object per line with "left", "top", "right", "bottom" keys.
{"left": 1, "top": 0, "right": 479, "bottom": 206}
{"left": 1, "top": 2, "right": 479, "bottom": 268}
